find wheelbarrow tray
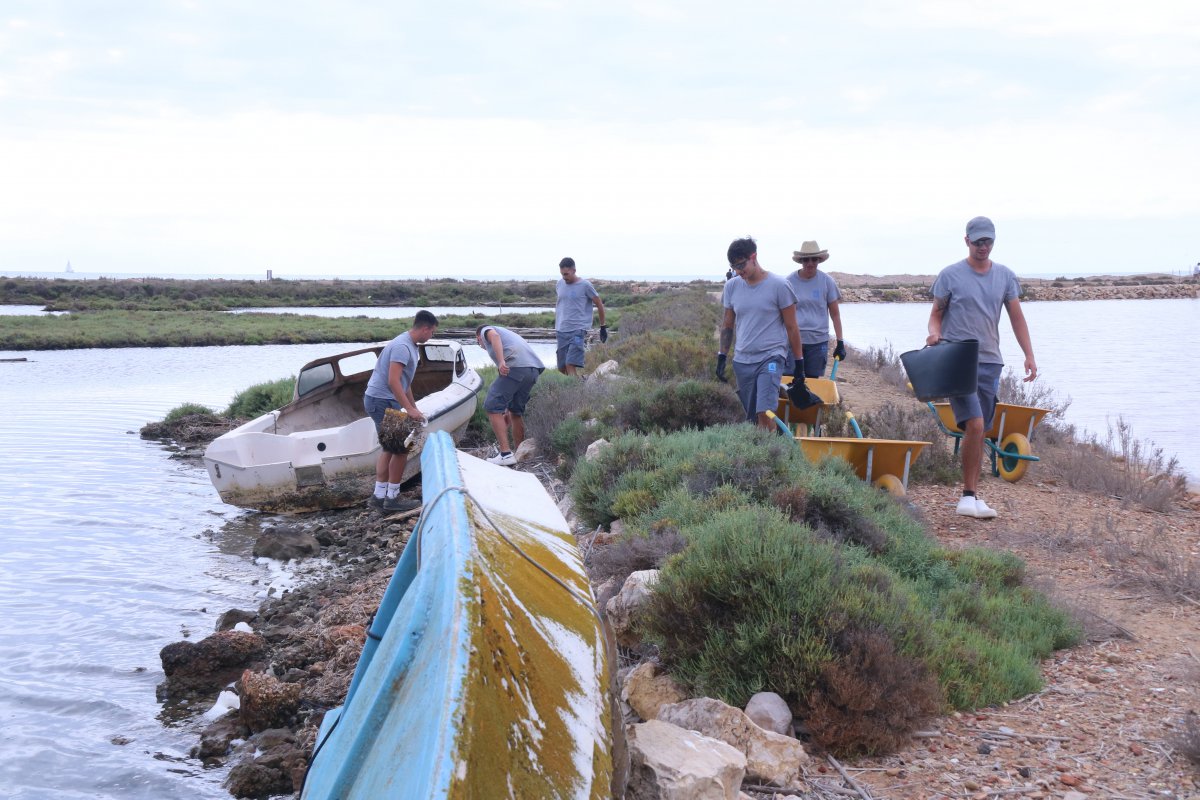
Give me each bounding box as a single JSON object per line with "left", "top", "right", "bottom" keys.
{"left": 796, "top": 436, "right": 930, "bottom": 490}
{"left": 931, "top": 402, "right": 1052, "bottom": 441}
{"left": 776, "top": 377, "right": 840, "bottom": 428}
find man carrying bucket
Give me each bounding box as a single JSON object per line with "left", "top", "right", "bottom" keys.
{"left": 717, "top": 237, "right": 807, "bottom": 430}
{"left": 926, "top": 216, "right": 1037, "bottom": 519}
{"left": 786, "top": 240, "right": 846, "bottom": 378}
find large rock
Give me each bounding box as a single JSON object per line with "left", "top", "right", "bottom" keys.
{"left": 606, "top": 569, "right": 660, "bottom": 647}
{"left": 514, "top": 438, "right": 539, "bottom": 463}
{"left": 237, "top": 670, "right": 303, "bottom": 732}
{"left": 253, "top": 528, "right": 320, "bottom": 560}
{"left": 623, "top": 661, "right": 688, "bottom": 721}
{"left": 585, "top": 437, "right": 611, "bottom": 461}
{"left": 744, "top": 691, "right": 793, "bottom": 736}
{"left": 626, "top": 719, "right": 746, "bottom": 799}
{"left": 657, "top": 697, "right": 809, "bottom": 788}
{"left": 159, "top": 630, "right": 268, "bottom": 696}
{"left": 588, "top": 359, "right": 620, "bottom": 381}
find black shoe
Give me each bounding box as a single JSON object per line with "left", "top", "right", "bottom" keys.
{"left": 368, "top": 495, "right": 386, "bottom": 512}
{"left": 382, "top": 496, "right": 421, "bottom": 514}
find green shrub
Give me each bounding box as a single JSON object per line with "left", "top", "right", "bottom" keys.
{"left": 223, "top": 377, "right": 294, "bottom": 418}
{"left": 612, "top": 378, "right": 745, "bottom": 434}
{"left": 163, "top": 402, "right": 216, "bottom": 423}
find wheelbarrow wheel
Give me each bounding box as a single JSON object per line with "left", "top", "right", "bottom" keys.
{"left": 873, "top": 474, "right": 906, "bottom": 497}
{"left": 997, "top": 433, "right": 1032, "bottom": 482}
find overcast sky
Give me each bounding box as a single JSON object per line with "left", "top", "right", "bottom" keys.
{"left": 2, "top": 1, "right": 1198, "bottom": 280}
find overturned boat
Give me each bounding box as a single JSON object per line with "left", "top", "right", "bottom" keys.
{"left": 203, "top": 340, "right": 482, "bottom": 513}
{"left": 301, "top": 431, "right": 613, "bottom": 799}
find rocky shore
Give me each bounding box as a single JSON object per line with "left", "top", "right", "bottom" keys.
{"left": 150, "top": 341, "right": 1200, "bottom": 799}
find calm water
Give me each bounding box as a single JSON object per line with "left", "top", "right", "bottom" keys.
{"left": 0, "top": 341, "right": 554, "bottom": 800}
{"left": 840, "top": 297, "right": 1200, "bottom": 480}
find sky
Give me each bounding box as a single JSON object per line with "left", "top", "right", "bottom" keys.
{"left": 2, "top": 1, "right": 1198, "bottom": 281}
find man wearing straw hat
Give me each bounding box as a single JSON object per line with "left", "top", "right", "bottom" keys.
{"left": 926, "top": 216, "right": 1037, "bottom": 520}
{"left": 786, "top": 240, "right": 846, "bottom": 378}
{"left": 717, "top": 236, "right": 807, "bottom": 430}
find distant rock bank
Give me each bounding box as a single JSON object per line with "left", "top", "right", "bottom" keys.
{"left": 828, "top": 272, "right": 1199, "bottom": 303}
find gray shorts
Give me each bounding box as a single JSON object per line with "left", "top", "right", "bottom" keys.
{"left": 484, "top": 366, "right": 542, "bottom": 415}
{"left": 949, "top": 362, "right": 1003, "bottom": 430}
{"left": 364, "top": 393, "right": 401, "bottom": 430}
{"left": 556, "top": 329, "right": 587, "bottom": 369}
{"left": 732, "top": 356, "right": 784, "bottom": 422}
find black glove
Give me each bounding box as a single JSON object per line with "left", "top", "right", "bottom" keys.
{"left": 793, "top": 357, "right": 805, "bottom": 380}
{"left": 833, "top": 340, "right": 847, "bottom": 361}
{"left": 787, "top": 374, "right": 818, "bottom": 408}
{"left": 599, "top": 325, "right": 608, "bottom": 343}
{"left": 715, "top": 353, "right": 727, "bottom": 382}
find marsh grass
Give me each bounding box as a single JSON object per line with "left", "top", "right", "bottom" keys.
{"left": 226, "top": 377, "right": 295, "bottom": 419}
{"left": 1049, "top": 417, "right": 1187, "bottom": 512}
{"left": 1094, "top": 515, "right": 1200, "bottom": 603}
{"left": 854, "top": 343, "right": 910, "bottom": 390}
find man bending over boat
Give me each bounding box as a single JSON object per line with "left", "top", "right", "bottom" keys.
{"left": 475, "top": 324, "right": 546, "bottom": 466}
{"left": 363, "top": 309, "right": 438, "bottom": 513}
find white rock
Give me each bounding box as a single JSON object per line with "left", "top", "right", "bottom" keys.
{"left": 588, "top": 360, "right": 620, "bottom": 381}
{"left": 584, "top": 437, "right": 611, "bottom": 461}
{"left": 606, "top": 569, "right": 660, "bottom": 648}
{"left": 626, "top": 719, "right": 745, "bottom": 800}
{"left": 657, "top": 697, "right": 809, "bottom": 788}
{"left": 513, "top": 438, "right": 538, "bottom": 462}
{"left": 232, "top": 621, "right": 254, "bottom": 634}
{"left": 622, "top": 661, "right": 688, "bottom": 721}
{"left": 744, "top": 692, "right": 793, "bottom": 736}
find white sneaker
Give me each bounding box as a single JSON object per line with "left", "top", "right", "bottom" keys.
{"left": 973, "top": 497, "right": 998, "bottom": 519}
{"left": 487, "top": 452, "right": 517, "bottom": 466}
{"left": 955, "top": 495, "right": 998, "bottom": 519}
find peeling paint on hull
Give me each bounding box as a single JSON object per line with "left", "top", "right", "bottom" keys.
{"left": 301, "top": 432, "right": 613, "bottom": 799}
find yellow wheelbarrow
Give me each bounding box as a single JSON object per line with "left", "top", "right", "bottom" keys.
{"left": 774, "top": 358, "right": 841, "bottom": 435}
{"left": 767, "top": 410, "right": 930, "bottom": 496}
{"left": 927, "top": 401, "right": 1050, "bottom": 482}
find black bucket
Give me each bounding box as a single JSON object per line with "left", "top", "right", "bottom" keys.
{"left": 900, "top": 340, "right": 979, "bottom": 401}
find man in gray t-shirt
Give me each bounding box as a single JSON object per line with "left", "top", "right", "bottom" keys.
{"left": 475, "top": 324, "right": 546, "bottom": 467}
{"left": 554, "top": 257, "right": 607, "bottom": 376}
{"left": 785, "top": 240, "right": 846, "bottom": 377}
{"left": 363, "top": 309, "right": 439, "bottom": 513}
{"left": 927, "top": 216, "right": 1037, "bottom": 520}
{"left": 718, "top": 237, "right": 806, "bottom": 430}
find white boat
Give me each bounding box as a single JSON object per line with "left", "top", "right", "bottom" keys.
{"left": 203, "top": 340, "right": 482, "bottom": 513}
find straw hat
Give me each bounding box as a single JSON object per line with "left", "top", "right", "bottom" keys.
{"left": 792, "top": 241, "right": 829, "bottom": 263}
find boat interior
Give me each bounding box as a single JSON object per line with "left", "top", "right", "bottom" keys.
{"left": 273, "top": 342, "right": 470, "bottom": 436}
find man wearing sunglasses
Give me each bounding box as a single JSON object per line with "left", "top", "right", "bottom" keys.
{"left": 717, "top": 237, "right": 806, "bottom": 430}
{"left": 926, "top": 216, "right": 1038, "bottom": 520}
{"left": 786, "top": 240, "right": 846, "bottom": 378}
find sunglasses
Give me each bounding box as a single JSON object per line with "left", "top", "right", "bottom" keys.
{"left": 798, "top": 257, "right": 821, "bottom": 265}
{"left": 970, "top": 238, "right": 994, "bottom": 248}
{"left": 730, "top": 259, "right": 750, "bottom": 271}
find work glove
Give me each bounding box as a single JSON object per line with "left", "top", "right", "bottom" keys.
{"left": 787, "top": 373, "right": 819, "bottom": 409}
{"left": 715, "top": 353, "right": 728, "bottom": 382}
{"left": 833, "top": 340, "right": 847, "bottom": 361}
{"left": 599, "top": 325, "right": 608, "bottom": 343}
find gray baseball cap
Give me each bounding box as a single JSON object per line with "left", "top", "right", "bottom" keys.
{"left": 966, "top": 216, "right": 996, "bottom": 241}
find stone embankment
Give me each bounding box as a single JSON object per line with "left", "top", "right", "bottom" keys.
{"left": 829, "top": 272, "right": 1199, "bottom": 303}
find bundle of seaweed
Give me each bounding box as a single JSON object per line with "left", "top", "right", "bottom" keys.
{"left": 378, "top": 408, "right": 425, "bottom": 455}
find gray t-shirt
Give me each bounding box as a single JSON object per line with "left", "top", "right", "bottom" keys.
{"left": 722, "top": 272, "right": 798, "bottom": 363}
{"left": 784, "top": 270, "right": 841, "bottom": 344}
{"left": 555, "top": 278, "right": 599, "bottom": 332}
{"left": 930, "top": 259, "right": 1020, "bottom": 364}
{"left": 365, "top": 331, "right": 420, "bottom": 400}
{"left": 479, "top": 325, "right": 544, "bottom": 370}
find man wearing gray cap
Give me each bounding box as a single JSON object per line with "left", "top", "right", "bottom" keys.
{"left": 926, "top": 216, "right": 1037, "bottom": 519}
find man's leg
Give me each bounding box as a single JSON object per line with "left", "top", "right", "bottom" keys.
{"left": 386, "top": 452, "right": 408, "bottom": 485}
{"left": 960, "top": 417, "right": 985, "bottom": 493}
{"left": 510, "top": 413, "right": 525, "bottom": 447}
{"left": 488, "top": 412, "right": 512, "bottom": 453}
{"left": 375, "top": 449, "right": 390, "bottom": 483}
